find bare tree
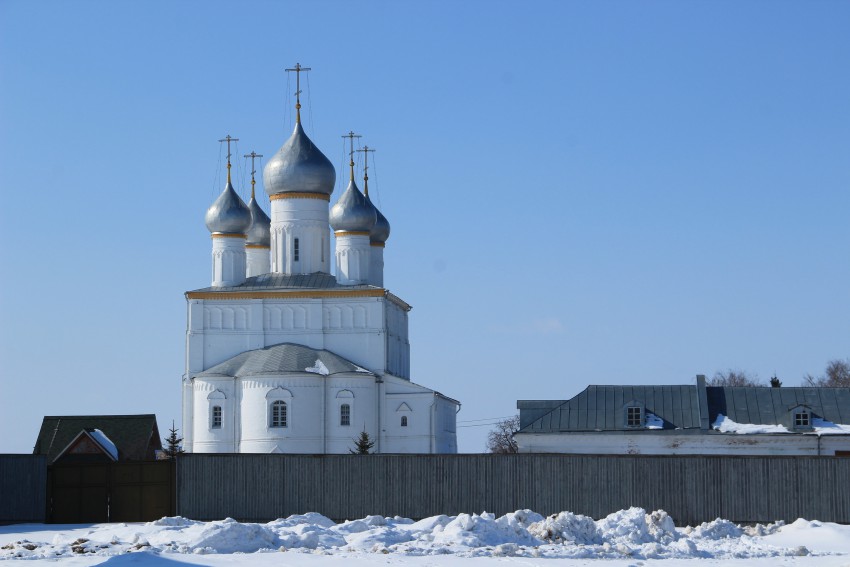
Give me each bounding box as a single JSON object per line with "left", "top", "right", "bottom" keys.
{"left": 709, "top": 370, "right": 762, "bottom": 387}
{"left": 486, "top": 415, "right": 520, "bottom": 454}
{"left": 803, "top": 359, "right": 850, "bottom": 387}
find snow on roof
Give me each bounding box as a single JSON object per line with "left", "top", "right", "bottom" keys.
{"left": 713, "top": 414, "right": 850, "bottom": 435}
{"left": 305, "top": 359, "right": 330, "bottom": 376}
{"left": 88, "top": 429, "right": 119, "bottom": 460}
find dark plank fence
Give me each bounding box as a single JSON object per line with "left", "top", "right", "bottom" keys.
{"left": 0, "top": 455, "right": 46, "bottom": 523}
{"left": 177, "top": 454, "right": 850, "bottom": 525}
{"left": 48, "top": 461, "right": 175, "bottom": 523}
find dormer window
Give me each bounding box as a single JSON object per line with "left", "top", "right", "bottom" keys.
{"left": 626, "top": 406, "right": 643, "bottom": 428}
{"left": 789, "top": 405, "right": 813, "bottom": 430}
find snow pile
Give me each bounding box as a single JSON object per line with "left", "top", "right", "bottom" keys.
{"left": 305, "top": 359, "right": 330, "bottom": 375}
{"left": 713, "top": 414, "right": 789, "bottom": 434}
{"left": 712, "top": 414, "right": 850, "bottom": 435}
{"left": 1, "top": 508, "right": 843, "bottom": 561}
{"left": 645, "top": 411, "right": 665, "bottom": 429}
{"left": 811, "top": 417, "right": 850, "bottom": 434}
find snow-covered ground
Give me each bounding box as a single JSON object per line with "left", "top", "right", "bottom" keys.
{"left": 2, "top": 509, "right": 849, "bottom": 566}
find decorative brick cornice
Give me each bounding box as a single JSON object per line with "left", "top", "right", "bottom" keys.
{"left": 187, "top": 289, "right": 386, "bottom": 300}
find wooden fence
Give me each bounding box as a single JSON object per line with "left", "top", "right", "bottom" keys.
{"left": 0, "top": 455, "right": 46, "bottom": 523}
{"left": 176, "top": 453, "right": 850, "bottom": 525}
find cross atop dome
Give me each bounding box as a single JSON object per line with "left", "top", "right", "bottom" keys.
{"left": 218, "top": 135, "right": 239, "bottom": 183}
{"left": 285, "top": 63, "right": 311, "bottom": 123}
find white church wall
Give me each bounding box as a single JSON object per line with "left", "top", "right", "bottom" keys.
{"left": 385, "top": 301, "right": 410, "bottom": 379}
{"left": 192, "top": 379, "right": 237, "bottom": 453}
{"left": 191, "top": 297, "right": 395, "bottom": 377}
{"left": 270, "top": 197, "right": 330, "bottom": 274}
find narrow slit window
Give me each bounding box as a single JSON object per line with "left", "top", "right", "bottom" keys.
{"left": 340, "top": 404, "right": 351, "bottom": 426}
{"left": 293, "top": 238, "right": 300, "bottom": 262}
{"left": 401, "top": 416, "right": 408, "bottom": 427}
{"left": 270, "top": 400, "right": 288, "bottom": 428}
{"left": 211, "top": 406, "right": 222, "bottom": 429}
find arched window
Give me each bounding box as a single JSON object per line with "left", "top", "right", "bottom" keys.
{"left": 340, "top": 404, "right": 351, "bottom": 426}
{"left": 270, "top": 400, "right": 287, "bottom": 428}
{"left": 211, "top": 406, "right": 222, "bottom": 429}
{"left": 401, "top": 416, "right": 408, "bottom": 427}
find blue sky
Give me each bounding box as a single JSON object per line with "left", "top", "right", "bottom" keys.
{"left": 1, "top": 0, "right": 848, "bottom": 453}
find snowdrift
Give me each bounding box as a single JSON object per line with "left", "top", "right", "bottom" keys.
{"left": 0, "top": 508, "right": 832, "bottom": 561}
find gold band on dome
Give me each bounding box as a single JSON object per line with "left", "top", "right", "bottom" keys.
{"left": 211, "top": 233, "right": 247, "bottom": 239}
{"left": 270, "top": 192, "right": 331, "bottom": 201}
{"left": 245, "top": 244, "right": 271, "bottom": 249}
{"left": 370, "top": 242, "right": 386, "bottom": 248}
{"left": 334, "top": 231, "right": 370, "bottom": 237}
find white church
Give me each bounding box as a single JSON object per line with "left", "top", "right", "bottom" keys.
{"left": 181, "top": 69, "right": 459, "bottom": 454}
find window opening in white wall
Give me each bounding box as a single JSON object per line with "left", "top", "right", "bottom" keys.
{"left": 211, "top": 406, "right": 222, "bottom": 429}
{"left": 270, "top": 400, "right": 288, "bottom": 427}
{"left": 340, "top": 404, "right": 351, "bottom": 426}
{"left": 294, "top": 238, "right": 300, "bottom": 262}
{"left": 401, "top": 416, "right": 408, "bottom": 427}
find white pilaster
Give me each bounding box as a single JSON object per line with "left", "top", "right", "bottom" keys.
{"left": 246, "top": 245, "right": 270, "bottom": 277}
{"left": 270, "top": 196, "right": 331, "bottom": 274}
{"left": 211, "top": 234, "right": 247, "bottom": 287}
{"left": 335, "top": 231, "right": 371, "bottom": 285}
{"left": 368, "top": 243, "right": 385, "bottom": 287}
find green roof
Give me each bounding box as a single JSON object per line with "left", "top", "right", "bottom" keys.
{"left": 33, "top": 414, "right": 161, "bottom": 464}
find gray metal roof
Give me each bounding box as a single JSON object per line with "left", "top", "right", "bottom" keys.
{"left": 194, "top": 342, "right": 375, "bottom": 379}
{"left": 518, "top": 384, "right": 850, "bottom": 434}
{"left": 189, "top": 272, "right": 375, "bottom": 293}
{"left": 707, "top": 386, "right": 850, "bottom": 428}
{"left": 519, "top": 385, "right": 702, "bottom": 433}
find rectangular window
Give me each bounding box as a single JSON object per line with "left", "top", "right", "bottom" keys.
{"left": 626, "top": 406, "right": 642, "bottom": 427}
{"left": 401, "top": 416, "right": 408, "bottom": 427}
{"left": 211, "top": 406, "right": 222, "bottom": 429}
{"left": 794, "top": 412, "right": 810, "bottom": 427}
{"left": 340, "top": 404, "right": 351, "bottom": 426}
{"left": 293, "top": 238, "right": 300, "bottom": 262}
{"left": 271, "top": 401, "right": 288, "bottom": 428}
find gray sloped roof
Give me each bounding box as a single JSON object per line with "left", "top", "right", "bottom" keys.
{"left": 189, "top": 272, "right": 375, "bottom": 293}
{"left": 518, "top": 385, "right": 702, "bottom": 433}
{"left": 194, "top": 342, "right": 374, "bottom": 379}
{"left": 707, "top": 386, "right": 850, "bottom": 427}
{"left": 518, "top": 384, "right": 850, "bottom": 434}
{"left": 33, "top": 415, "right": 161, "bottom": 463}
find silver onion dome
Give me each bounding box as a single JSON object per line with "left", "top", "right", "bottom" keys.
{"left": 366, "top": 194, "right": 391, "bottom": 243}
{"left": 263, "top": 122, "right": 336, "bottom": 196}
{"left": 246, "top": 196, "right": 271, "bottom": 246}
{"left": 205, "top": 180, "right": 252, "bottom": 234}
{"left": 330, "top": 178, "right": 377, "bottom": 232}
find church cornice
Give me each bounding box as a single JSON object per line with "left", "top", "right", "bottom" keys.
{"left": 186, "top": 289, "right": 386, "bottom": 300}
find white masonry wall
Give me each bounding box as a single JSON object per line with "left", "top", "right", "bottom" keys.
{"left": 211, "top": 235, "right": 247, "bottom": 287}
{"left": 270, "top": 197, "right": 331, "bottom": 274}
{"left": 246, "top": 246, "right": 270, "bottom": 277}
{"left": 514, "top": 431, "right": 850, "bottom": 456}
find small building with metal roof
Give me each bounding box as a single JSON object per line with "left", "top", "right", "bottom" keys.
{"left": 515, "top": 376, "right": 850, "bottom": 456}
